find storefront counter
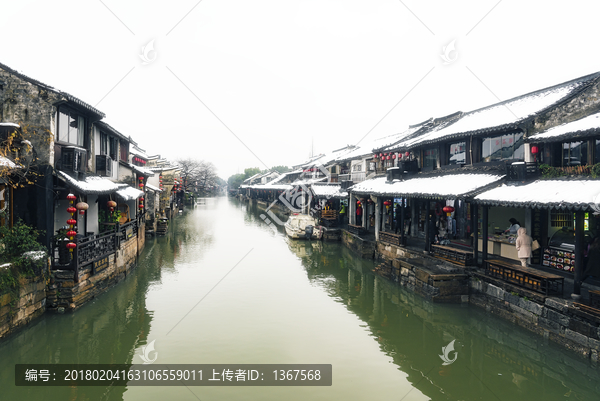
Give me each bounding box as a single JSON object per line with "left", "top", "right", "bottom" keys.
{"left": 478, "top": 235, "right": 518, "bottom": 261}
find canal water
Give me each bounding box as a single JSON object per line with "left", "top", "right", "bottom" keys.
{"left": 2, "top": 197, "right": 600, "bottom": 400}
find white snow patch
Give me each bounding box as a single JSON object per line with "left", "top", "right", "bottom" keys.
{"left": 351, "top": 174, "right": 503, "bottom": 197}
{"left": 529, "top": 111, "right": 600, "bottom": 141}
{"left": 475, "top": 180, "right": 600, "bottom": 206}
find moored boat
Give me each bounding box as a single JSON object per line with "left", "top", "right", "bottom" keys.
{"left": 284, "top": 214, "right": 320, "bottom": 239}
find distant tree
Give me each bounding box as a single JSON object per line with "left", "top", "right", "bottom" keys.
{"left": 227, "top": 173, "right": 246, "bottom": 189}
{"left": 244, "top": 167, "right": 261, "bottom": 178}
{"left": 270, "top": 165, "right": 290, "bottom": 174}
{"left": 176, "top": 158, "right": 218, "bottom": 194}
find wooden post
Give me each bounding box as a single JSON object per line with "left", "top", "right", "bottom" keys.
{"left": 471, "top": 203, "right": 479, "bottom": 266}
{"left": 573, "top": 210, "right": 585, "bottom": 296}
{"left": 400, "top": 197, "right": 405, "bottom": 246}
{"left": 424, "top": 199, "right": 431, "bottom": 252}
{"left": 482, "top": 206, "right": 489, "bottom": 264}
{"left": 349, "top": 194, "right": 356, "bottom": 225}
{"left": 375, "top": 196, "right": 381, "bottom": 242}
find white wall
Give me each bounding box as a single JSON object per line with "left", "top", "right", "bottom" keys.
{"left": 86, "top": 195, "right": 99, "bottom": 235}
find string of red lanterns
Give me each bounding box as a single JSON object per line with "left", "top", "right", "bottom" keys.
{"left": 66, "top": 193, "right": 77, "bottom": 252}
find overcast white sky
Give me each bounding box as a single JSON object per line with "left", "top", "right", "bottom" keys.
{"left": 3, "top": 0, "right": 599, "bottom": 179}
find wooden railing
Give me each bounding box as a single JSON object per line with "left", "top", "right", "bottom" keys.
{"left": 52, "top": 219, "right": 139, "bottom": 272}
{"left": 77, "top": 232, "right": 117, "bottom": 267}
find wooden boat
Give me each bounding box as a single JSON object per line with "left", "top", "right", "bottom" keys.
{"left": 284, "top": 214, "right": 320, "bottom": 239}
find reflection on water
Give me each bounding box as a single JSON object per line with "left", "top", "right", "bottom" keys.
{"left": 1, "top": 197, "right": 599, "bottom": 401}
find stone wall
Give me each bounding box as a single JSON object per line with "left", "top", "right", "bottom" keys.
{"left": 470, "top": 272, "right": 600, "bottom": 361}
{"left": 341, "top": 230, "right": 375, "bottom": 259}
{"left": 47, "top": 234, "right": 142, "bottom": 312}
{"left": 374, "top": 241, "right": 469, "bottom": 303}
{"left": 0, "top": 64, "right": 58, "bottom": 165}
{"left": 532, "top": 77, "right": 600, "bottom": 134}
{"left": 0, "top": 269, "right": 47, "bottom": 339}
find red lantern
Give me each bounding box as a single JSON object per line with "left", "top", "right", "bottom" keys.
{"left": 67, "top": 193, "right": 77, "bottom": 201}
{"left": 380, "top": 157, "right": 385, "bottom": 161}
{"left": 67, "top": 219, "right": 77, "bottom": 226}
{"left": 139, "top": 183, "right": 144, "bottom": 188}
{"left": 79, "top": 210, "right": 85, "bottom": 215}
{"left": 66, "top": 242, "right": 77, "bottom": 250}
{"left": 386, "top": 155, "right": 390, "bottom": 160}
{"left": 379, "top": 153, "right": 383, "bottom": 157}
{"left": 67, "top": 230, "right": 77, "bottom": 238}
{"left": 140, "top": 197, "right": 144, "bottom": 202}
{"left": 67, "top": 206, "right": 77, "bottom": 214}
{"left": 373, "top": 154, "right": 378, "bottom": 159}
{"left": 392, "top": 154, "right": 396, "bottom": 159}
{"left": 383, "top": 200, "right": 392, "bottom": 206}
{"left": 531, "top": 145, "right": 539, "bottom": 154}
{"left": 107, "top": 200, "right": 117, "bottom": 208}
{"left": 443, "top": 206, "right": 455, "bottom": 216}
{"left": 139, "top": 204, "right": 144, "bottom": 209}
{"left": 405, "top": 151, "right": 410, "bottom": 157}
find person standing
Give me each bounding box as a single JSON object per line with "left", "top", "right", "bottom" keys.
{"left": 584, "top": 238, "right": 600, "bottom": 279}
{"left": 356, "top": 202, "right": 363, "bottom": 226}
{"left": 505, "top": 218, "right": 521, "bottom": 235}
{"left": 394, "top": 204, "right": 402, "bottom": 234}
{"left": 515, "top": 227, "right": 533, "bottom": 267}
{"left": 339, "top": 203, "right": 346, "bottom": 225}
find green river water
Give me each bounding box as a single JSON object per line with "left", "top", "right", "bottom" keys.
{"left": 1, "top": 197, "right": 599, "bottom": 400}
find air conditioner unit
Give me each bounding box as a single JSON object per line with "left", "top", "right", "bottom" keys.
{"left": 61, "top": 147, "right": 87, "bottom": 173}
{"left": 96, "top": 154, "right": 112, "bottom": 177}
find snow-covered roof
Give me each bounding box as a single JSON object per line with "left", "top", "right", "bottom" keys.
{"left": 350, "top": 173, "right": 504, "bottom": 198}
{"left": 242, "top": 173, "right": 261, "bottom": 184}
{"left": 146, "top": 183, "right": 162, "bottom": 192}
{"left": 247, "top": 183, "right": 293, "bottom": 191}
{"left": 130, "top": 146, "right": 148, "bottom": 159}
{"left": 57, "top": 171, "right": 127, "bottom": 194}
{"left": 389, "top": 72, "right": 599, "bottom": 151}
{"left": 528, "top": 111, "right": 600, "bottom": 143}
{"left": 267, "top": 169, "right": 303, "bottom": 185}
{"left": 0, "top": 122, "right": 20, "bottom": 128}
{"left": 0, "top": 156, "right": 20, "bottom": 169}
{"left": 310, "top": 184, "right": 348, "bottom": 199}
{"left": 129, "top": 163, "right": 155, "bottom": 177}
{"left": 116, "top": 186, "right": 144, "bottom": 201}
{"left": 475, "top": 180, "right": 600, "bottom": 211}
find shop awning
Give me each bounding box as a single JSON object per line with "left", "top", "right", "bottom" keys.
{"left": 310, "top": 184, "right": 348, "bottom": 199}
{"left": 57, "top": 171, "right": 127, "bottom": 195}
{"left": 474, "top": 179, "right": 600, "bottom": 211}
{"left": 350, "top": 173, "right": 504, "bottom": 199}
{"left": 116, "top": 186, "right": 144, "bottom": 201}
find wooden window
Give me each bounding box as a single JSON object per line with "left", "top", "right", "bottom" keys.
{"left": 57, "top": 106, "right": 86, "bottom": 146}
{"left": 100, "top": 132, "right": 108, "bottom": 155}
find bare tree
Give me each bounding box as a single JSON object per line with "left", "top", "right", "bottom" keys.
{"left": 175, "top": 158, "right": 218, "bottom": 194}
